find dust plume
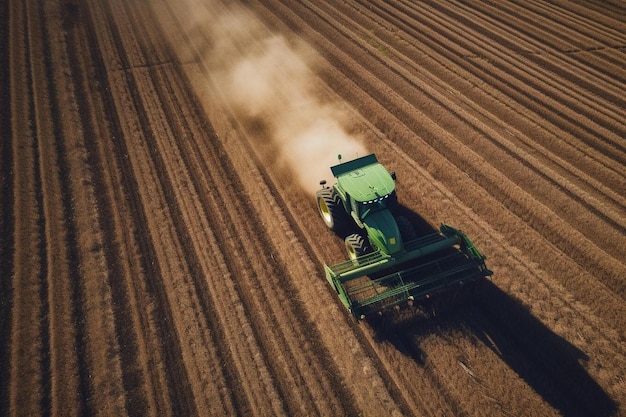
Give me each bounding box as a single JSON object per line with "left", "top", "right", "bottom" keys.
{"left": 178, "top": 1, "right": 368, "bottom": 194}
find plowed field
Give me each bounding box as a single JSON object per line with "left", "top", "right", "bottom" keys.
{"left": 2, "top": 0, "right": 625, "bottom": 416}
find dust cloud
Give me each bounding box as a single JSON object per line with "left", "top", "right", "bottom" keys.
{"left": 178, "top": 1, "right": 368, "bottom": 194}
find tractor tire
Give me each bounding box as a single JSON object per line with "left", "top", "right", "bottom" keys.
{"left": 316, "top": 188, "right": 348, "bottom": 232}
{"left": 345, "top": 234, "right": 371, "bottom": 260}
{"left": 396, "top": 216, "right": 417, "bottom": 241}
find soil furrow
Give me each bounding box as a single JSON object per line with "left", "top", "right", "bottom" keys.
{"left": 34, "top": 90, "right": 52, "bottom": 417}
{"left": 443, "top": 0, "right": 626, "bottom": 117}
{"left": 0, "top": 0, "right": 14, "bottom": 412}
{"left": 415, "top": 0, "right": 626, "bottom": 92}
{"left": 348, "top": 0, "right": 626, "bottom": 192}
{"left": 63, "top": 184, "right": 94, "bottom": 417}
{"left": 167, "top": 92, "right": 315, "bottom": 415}
{"left": 394, "top": 0, "right": 626, "bottom": 160}
{"left": 64, "top": 9, "right": 156, "bottom": 417}
{"left": 100, "top": 0, "right": 300, "bottom": 413}
{"left": 8, "top": 1, "right": 47, "bottom": 414}
{"left": 134, "top": 74, "right": 278, "bottom": 415}
{"left": 521, "top": 0, "right": 626, "bottom": 46}
{"left": 33, "top": 1, "right": 90, "bottom": 415}
{"left": 556, "top": 0, "right": 626, "bottom": 24}
{"left": 73, "top": 4, "right": 177, "bottom": 415}
{"left": 187, "top": 126, "right": 325, "bottom": 415}
{"left": 99, "top": 3, "right": 255, "bottom": 414}
{"left": 424, "top": 1, "right": 626, "bottom": 151}
{"left": 114, "top": 3, "right": 289, "bottom": 414}
{"left": 36, "top": 3, "right": 131, "bottom": 414}
{"left": 477, "top": 0, "right": 626, "bottom": 81}
{"left": 84, "top": 1, "right": 204, "bottom": 414}
{"left": 135, "top": 85, "right": 261, "bottom": 416}
{"left": 42, "top": 0, "right": 130, "bottom": 411}
{"left": 36, "top": 7, "right": 97, "bottom": 407}
{"left": 202, "top": 120, "right": 354, "bottom": 416}
{"left": 367, "top": 0, "right": 626, "bottom": 179}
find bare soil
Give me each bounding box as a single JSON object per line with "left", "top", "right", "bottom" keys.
{"left": 2, "top": 0, "right": 625, "bottom": 416}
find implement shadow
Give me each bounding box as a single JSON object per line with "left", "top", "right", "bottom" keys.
{"left": 470, "top": 280, "right": 616, "bottom": 417}
{"left": 369, "top": 279, "right": 617, "bottom": 417}
{"left": 365, "top": 204, "right": 615, "bottom": 416}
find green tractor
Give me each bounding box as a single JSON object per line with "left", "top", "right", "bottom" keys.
{"left": 317, "top": 154, "right": 491, "bottom": 319}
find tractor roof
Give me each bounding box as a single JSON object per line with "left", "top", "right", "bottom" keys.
{"left": 331, "top": 154, "right": 396, "bottom": 202}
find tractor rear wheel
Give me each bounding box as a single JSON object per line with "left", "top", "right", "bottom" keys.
{"left": 316, "top": 188, "right": 348, "bottom": 232}
{"left": 345, "top": 234, "right": 371, "bottom": 260}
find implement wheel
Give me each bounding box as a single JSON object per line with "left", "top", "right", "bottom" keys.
{"left": 345, "top": 234, "right": 371, "bottom": 260}
{"left": 316, "top": 187, "right": 348, "bottom": 232}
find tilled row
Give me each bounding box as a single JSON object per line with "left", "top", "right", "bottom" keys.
{"left": 8, "top": 1, "right": 51, "bottom": 410}
{"left": 80, "top": 1, "right": 200, "bottom": 414}
{"left": 7, "top": 0, "right": 97, "bottom": 415}
{"left": 87, "top": 0, "right": 255, "bottom": 414}
{"left": 0, "top": 0, "right": 13, "bottom": 413}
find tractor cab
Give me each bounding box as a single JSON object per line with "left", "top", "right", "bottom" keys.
{"left": 330, "top": 154, "right": 397, "bottom": 224}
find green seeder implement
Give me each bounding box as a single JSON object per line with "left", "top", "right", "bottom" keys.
{"left": 317, "top": 154, "right": 492, "bottom": 320}
{"left": 324, "top": 224, "right": 491, "bottom": 319}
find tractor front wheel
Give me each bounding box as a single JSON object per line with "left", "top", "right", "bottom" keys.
{"left": 316, "top": 188, "right": 348, "bottom": 232}
{"left": 345, "top": 234, "right": 371, "bottom": 260}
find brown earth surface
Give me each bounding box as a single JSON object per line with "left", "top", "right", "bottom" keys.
{"left": 2, "top": 0, "right": 626, "bottom": 416}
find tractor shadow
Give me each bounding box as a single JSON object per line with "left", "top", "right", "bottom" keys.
{"left": 364, "top": 205, "right": 615, "bottom": 416}
{"left": 368, "top": 273, "right": 617, "bottom": 417}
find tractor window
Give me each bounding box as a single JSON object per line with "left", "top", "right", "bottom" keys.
{"left": 360, "top": 201, "right": 382, "bottom": 219}
{"left": 359, "top": 191, "right": 396, "bottom": 219}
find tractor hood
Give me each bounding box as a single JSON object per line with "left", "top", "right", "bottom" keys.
{"left": 362, "top": 209, "right": 403, "bottom": 255}
{"left": 332, "top": 154, "right": 396, "bottom": 203}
